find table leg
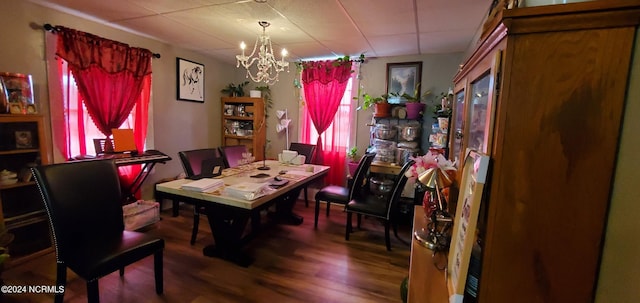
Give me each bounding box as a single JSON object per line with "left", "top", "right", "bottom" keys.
{"left": 202, "top": 205, "right": 253, "bottom": 267}
{"left": 271, "top": 187, "right": 304, "bottom": 225}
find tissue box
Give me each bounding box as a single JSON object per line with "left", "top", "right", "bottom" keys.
{"left": 123, "top": 200, "right": 160, "bottom": 230}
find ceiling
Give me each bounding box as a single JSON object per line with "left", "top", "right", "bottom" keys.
{"left": 30, "top": 0, "right": 494, "bottom": 64}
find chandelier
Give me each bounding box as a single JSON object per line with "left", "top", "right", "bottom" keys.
{"left": 236, "top": 21, "right": 289, "bottom": 85}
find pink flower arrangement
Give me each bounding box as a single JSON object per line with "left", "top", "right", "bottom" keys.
{"left": 404, "top": 151, "right": 457, "bottom": 180}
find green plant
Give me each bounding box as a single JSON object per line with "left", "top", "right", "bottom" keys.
{"left": 220, "top": 81, "right": 250, "bottom": 97}
{"left": 255, "top": 85, "right": 272, "bottom": 108}
{"left": 427, "top": 91, "right": 453, "bottom": 117}
{"left": 398, "top": 83, "right": 432, "bottom": 103}
{"left": 347, "top": 146, "right": 358, "bottom": 162}
{"left": 356, "top": 93, "right": 387, "bottom": 111}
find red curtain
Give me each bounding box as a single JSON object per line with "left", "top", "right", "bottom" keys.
{"left": 53, "top": 26, "right": 152, "bottom": 198}
{"left": 301, "top": 60, "right": 352, "bottom": 185}
{"left": 54, "top": 26, "right": 153, "bottom": 138}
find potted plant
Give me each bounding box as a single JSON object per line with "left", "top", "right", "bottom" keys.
{"left": 220, "top": 81, "right": 250, "bottom": 97}
{"left": 401, "top": 83, "right": 432, "bottom": 119}
{"left": 427, "top": 91, "right": 453, "bottom": 118}
{"left": 346, "top": 146, "right": 359, "bottom": 176}
{"left": 357, "top": 93, "right": 391, "bottom": 117}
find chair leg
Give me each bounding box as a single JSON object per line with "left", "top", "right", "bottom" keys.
{"left": 87, "top": 279, "right": 99, "bottom": 303}
{"left": 191, "top": 207, "right": 200, "bottom": 245}
{"left": 326, "top": 202, "right": 331, "bottom": 217}
{"left": 357, "top": 214, "right": 362, "bottom": 228}
{"left": 304, "top": 187, "right": 309, "bottom": 207}
{"left": 384, "top": 221, "right": 391, "bottom": 251}
{"left": 314, "top": 198, "right": 321, "bottom": 229}
{"left": 154, "top": 250, "right": 164, "bottom": 294}
{"left": 55, "top": 262, "right": 66, "bottom": 303}
{"left": 119, "top": 267, "right": 125, "bottom": 276}
{"left": 346, "top": 212, "right": 352, "bottom": 240}
{"left": 393, "top": 222, "right": 399, "bottom": 239}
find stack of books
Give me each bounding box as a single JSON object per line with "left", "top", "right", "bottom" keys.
{"left": 180, "top": 178, "right": 224, "bottom": 192}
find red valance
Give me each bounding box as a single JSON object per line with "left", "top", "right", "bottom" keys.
{"left": 55, "top": 26, "right": 152, "bottom": 77}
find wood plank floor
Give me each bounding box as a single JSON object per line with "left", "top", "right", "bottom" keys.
{"left": 2, "top": 201, "right": 413, "bottom": 303}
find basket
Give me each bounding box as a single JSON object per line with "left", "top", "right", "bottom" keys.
{"left": 123, "top": 200, "right": 160, "bottom": 231}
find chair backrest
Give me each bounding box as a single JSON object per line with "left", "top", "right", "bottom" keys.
{"left": 178, "top": 148, "right": 225, "bottom": 177}
{"left": 31, "top": 160, "right": 124, "bottom": 260}
{"left": 385, "top": 159, "right": 415, "bottom": 219}
{"left": 93, "top": 138, "right": 114, "bottom": 155}
{"left": 219, "top": 145, "right": 249, "bottom": 168}
{"left": 288, "top": 142, "right": 316, "bottom": 164}
{"left": 349, "top": 152, "right": 376, "bottom": 200}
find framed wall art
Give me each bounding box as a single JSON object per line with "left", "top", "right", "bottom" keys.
{"left": 386, "top": 62, "right": 422, "bottom": 104}
{"left": 0, "top": 72, "right": 34, "bottom": 114}
{"left": 176, "top": 57, "right": 205, "bottom": 102}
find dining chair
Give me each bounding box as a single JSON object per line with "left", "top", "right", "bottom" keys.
{"left": 345, "top": 159, "right": 415, "bottom": 251}
{"left": 32, "top": 159, "right": 164, "bottom": 303}
{"left": 287, "top": 142, "right": 316, "bottom": 207}
{"left": 219, "top": 145, "right": 249, "bottom": 168}
{"left": 313, "top": 152, "right": 376, "bottom": 229}
{"left": 178, "top": 148, "right": 226, "bottom": 245}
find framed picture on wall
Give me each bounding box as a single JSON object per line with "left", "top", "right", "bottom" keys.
{"left": 386, "top": 62, "right": 422, "bottom": 104}
{"left": 176, "top": 57, "right": 205, "bottom": 103}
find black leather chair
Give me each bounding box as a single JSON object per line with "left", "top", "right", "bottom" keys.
{"left": 345, "top": 159, "right": 415, "bottom": 251}
{"left": 313, "top": 152, "right": 376, "bottom": 229}
{"left": 32, "top": 160, "right": 164, "bottom": 303}
{"left": 219, "top": 145, "right": 249, "bottom": 168}
{"left": 288, "top": 142, "right": 316, "bottom": 207}
{"left": 178, "top": 148, "right": 226, "bottom": 245}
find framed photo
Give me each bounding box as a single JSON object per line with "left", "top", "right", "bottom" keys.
{"left": 176, "top": 57, "right": 205, "bottom": 102}
{"left": 0, "top": 72, "right": 34, "bottom": 109}
{"left": 15, "top": 130, "right": 34, "bottom": 149}
{"left": 386, "top": 62, "right": 422, "bottom": 104}
{"left": 447, "top": 149, "right": 490, "bottom": 302}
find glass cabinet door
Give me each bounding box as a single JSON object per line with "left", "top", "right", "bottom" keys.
{"left": 468, "top": 73, "right": 491, "bottom": 154}
{"left": 451, "top": 90, "right": 465, "bottom": 166}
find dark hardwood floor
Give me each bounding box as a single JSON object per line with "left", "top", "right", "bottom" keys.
{"left": 2, "top": 201, "right": 413, "bottom": 303}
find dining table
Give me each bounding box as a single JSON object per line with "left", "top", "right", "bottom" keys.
{"left": 155, "top": 160, "right": 329, "bottom": 266}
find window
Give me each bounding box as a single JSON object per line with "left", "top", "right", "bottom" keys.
{"left": 59, "top": 59, "right": 138, "bottom": 158}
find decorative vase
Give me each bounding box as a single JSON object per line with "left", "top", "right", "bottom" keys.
{"left": 374, "top": 102, "right": 391, "bottom": 117}
{"left": 405, "top": 102, "right": 425, "bottom": 119}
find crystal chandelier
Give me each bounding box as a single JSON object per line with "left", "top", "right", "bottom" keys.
{"left": 236, "top": 21, "right": 289, "bottom": 85}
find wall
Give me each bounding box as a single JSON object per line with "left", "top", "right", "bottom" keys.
{"left": 0, "top": 1, "right": 462, "bottom": 201}
{"left": 595, "top": 31, "right": 640, "bottom": 302}
{"left": 0, "top": 0, "right": 237, "bottom": 199}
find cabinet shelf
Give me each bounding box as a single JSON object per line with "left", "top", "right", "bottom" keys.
{"left": 221, "top": 97, "right": 266, "bottom": 160}
{"left": 0, "top": 180, "right": 35, "bottom": 190}
{"left": 1, "top": 114, "right": 52, "bottom": 267}
{"left": 224, "top": 134, "right": 254, "bottom": 140}
{"left": 0, "top": 149, "right": 39, "bottom": 155}
{"left": 5, "top": 210, "right": 47, "bottom": 229}
{"left": 223, "top": 115, "right": 254, "bottom": 121}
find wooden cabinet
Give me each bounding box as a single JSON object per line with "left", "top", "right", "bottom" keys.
{"left": 0, "top": 114, "right": 52, "bottom": 267}
{"left": 449, "top": 2, "right": 640, "bottom": 302}
{"left": 221, "top": 97, "right": 266, "bottom": 161}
